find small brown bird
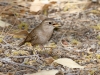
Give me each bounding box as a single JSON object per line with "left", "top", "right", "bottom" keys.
{"left": 19, "top": 18, "right": 60, "bottom": 47}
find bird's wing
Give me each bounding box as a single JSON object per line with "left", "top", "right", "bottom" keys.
{"left": 29, "top": 31, "right": 39, "bottom": 46}
{"left": 25, "top": 31, "right": 36, "bottom": 41}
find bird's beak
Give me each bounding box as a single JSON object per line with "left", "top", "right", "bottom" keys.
{"left": 53, "top": 23, "right": 61, "bottom": 27}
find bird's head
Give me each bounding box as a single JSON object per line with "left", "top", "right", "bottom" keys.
{"left": 41, "top": 18, "right": 61, "bottom": 30}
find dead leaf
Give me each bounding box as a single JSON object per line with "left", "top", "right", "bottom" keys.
{"left": 0, "top": 20, "right": 11, "bottom": 28}
{"left": 45, "top": 57, "right": 54, "bottom": 64}
{"left": 53, "top": 58, "right": 85, "bottom": 69}
{"left": 49, "top": 0, "right": 58, "bottom": 4}
{"left": 8, "top": 72, "right": 14, "bottom": 75}
{"left": 17, "top": 0, "right": 31, "bottom": 7}
{"left": 14, "top": 30, "right": 28, "bottom": 36}
{"left": 30, "top": 0, "right": 57, "bottom": 12}
{"left": 90, "top": 10, "right": 100, "bottom": 14}
{"left": 0, "top": 72, "right": 14, "bottom": 75}
{"left": 0, "top": 73, "right": 7, "bottom": 75}
{"left": 30, "top": 0, "right": 48, "bottom": 12}
{"left": 61, "top": 39, "right": 68, "bottom": 46}
{"left": 24, "top": 70, "right": 59, "bottom": 75}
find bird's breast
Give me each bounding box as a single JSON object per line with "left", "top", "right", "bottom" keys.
{"left": 37, "top": 29, "right": 53, "bottom": 44}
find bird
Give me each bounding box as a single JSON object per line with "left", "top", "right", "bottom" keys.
{"left": 18, "top": 18, "right": 60, "bottom": 47}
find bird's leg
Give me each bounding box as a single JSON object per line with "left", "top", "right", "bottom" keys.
{"left": 39, "top": 44, "right": 45, "bottom": 50}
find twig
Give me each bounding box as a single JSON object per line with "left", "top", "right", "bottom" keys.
{"left": 0, "top": 58, "right": 37, "bottom": 70}
{"left": 9, "top": 55, "right": 39, "bottom": 59}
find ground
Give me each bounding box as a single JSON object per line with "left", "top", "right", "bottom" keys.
{"left": 0, "top": 0, "right": 100, "bottom": 75}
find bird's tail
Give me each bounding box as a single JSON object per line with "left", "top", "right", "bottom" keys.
{"left": 18, "top": 40, "right": 26, "bottom": 46}
{"left": 18, "top": 35, "right": 31, "bottom": 46}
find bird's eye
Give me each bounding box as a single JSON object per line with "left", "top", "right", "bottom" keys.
{"left": 49, "top": 22, "right": 52, "bottom": 24}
